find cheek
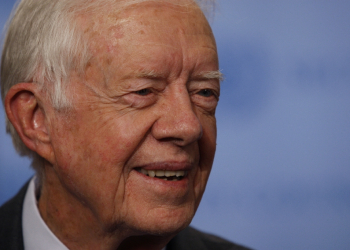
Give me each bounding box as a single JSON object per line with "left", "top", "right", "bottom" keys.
{"left": 199, "top": 115, "right": 217, "bottom": 164}
{"left": 48, "top": 129, "right": 128, "bottom": 223}
{"left": 49, "top": 110, "right": 156, "bottom": 196}
{"left": 193, "top": 115, "right": 216, "bottom": 202}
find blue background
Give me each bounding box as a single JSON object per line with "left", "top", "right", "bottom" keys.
{"left": 1, "top": 1, "right": 350, "bottom": 249}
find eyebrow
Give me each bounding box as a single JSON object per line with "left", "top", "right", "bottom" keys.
{"left": 134, "top": 70, "right": 224, "bottom": 81}
{"left": 193, "top": 70, "right": 224, "bottom": 81}
{"left": 134, "top": 70, "right": 163, "bottom": 79}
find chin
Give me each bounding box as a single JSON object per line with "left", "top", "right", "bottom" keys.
{"left": 127, "top": 205, "right": 196, "bottom": 237}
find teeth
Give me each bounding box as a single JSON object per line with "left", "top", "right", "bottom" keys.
{"left": 155, "top": 170, "right": 165, "bottom": 177}
{"left": 165, "top": 171, "right": 176, "bottom": 177}
{"left": 176, "top": 171, "right": 185, "bottom": 177}
{"left": 138, "top": 168, "right": 186, "bottom": 178}
{"left": 148, "top": 170, "right": 155, "bottom": 177}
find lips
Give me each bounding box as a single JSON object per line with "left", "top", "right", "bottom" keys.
{"left": 135, "top": 168, "right": 188, "bottom": 181}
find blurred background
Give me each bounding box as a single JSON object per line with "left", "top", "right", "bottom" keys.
{"left": 1, "top": 0, "right": 349, "bottom": 249}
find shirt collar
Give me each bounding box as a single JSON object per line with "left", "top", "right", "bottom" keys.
{"left": 22, "top": 177, "right": 69, "bottom": 250}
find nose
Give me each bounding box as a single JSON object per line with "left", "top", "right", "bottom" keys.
{"left": 151, "top": 86, "right": 202, "bottom": 146}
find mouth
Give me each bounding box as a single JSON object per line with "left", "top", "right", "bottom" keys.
{"left": 135, "top": 168, "right": 188, "bottom": 181}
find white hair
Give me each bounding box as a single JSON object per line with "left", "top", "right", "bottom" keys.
{"left": 0, "top": 0, "right": 215, "bottom": 175}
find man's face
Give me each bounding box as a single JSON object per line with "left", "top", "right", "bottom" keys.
{"left": 46, "top": 2, "right": 219, "bottom": 236}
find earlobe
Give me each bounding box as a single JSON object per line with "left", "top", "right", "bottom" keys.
{"left": 5, "top": 83, "right": 54, "bottom": 163}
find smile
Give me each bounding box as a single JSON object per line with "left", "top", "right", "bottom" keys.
{"left": 135, "top": 168, "right": 188, "bottom": 181}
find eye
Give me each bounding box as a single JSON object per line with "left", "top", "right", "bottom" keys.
{"left": 134, "top": 88, "right": 152, "bottom": 96}
{"left": 197, "top": 89, "right": 214, "bottom": 97}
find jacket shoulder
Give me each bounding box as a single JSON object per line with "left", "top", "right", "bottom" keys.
{"left": 0, "top": 181, "right": 29, "bottom": 250}
{"left": 167, "top": 226, "right": 252, "bottom": 250}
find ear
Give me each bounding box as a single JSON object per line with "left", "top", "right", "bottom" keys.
{"left": 5, "top": 83, "right": 54, "bottom": 164}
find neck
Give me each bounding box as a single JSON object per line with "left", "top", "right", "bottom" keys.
{"left": 37, "top": 165, "right": 171, "bottom": 250}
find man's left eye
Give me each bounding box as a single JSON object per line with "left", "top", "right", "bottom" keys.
{"left": 134, "top": 88, "right": 152, "bottom": 96}
{"left": 197, "top": 89, "right": 214, "bottom": 97}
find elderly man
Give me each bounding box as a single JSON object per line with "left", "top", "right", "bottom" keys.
{"left": 0, "top": 0, "right": 250, "bottom": 249}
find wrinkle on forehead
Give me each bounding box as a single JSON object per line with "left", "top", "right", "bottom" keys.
{"left": 78, "top": 0, "right": 216, "bottom": 87}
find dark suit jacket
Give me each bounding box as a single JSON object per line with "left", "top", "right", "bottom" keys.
{"left": 0, "top": 182, "right": 251, "bottom": 250}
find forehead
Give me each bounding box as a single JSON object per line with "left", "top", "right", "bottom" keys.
{"left": 116, "top": 1, "right": 211, "bottom": 34}
{"left": 79, "top": 1, "right": 217, "bottom": 83}
{"left": 83, "top": 1, "right": 215, "bottom": 52}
